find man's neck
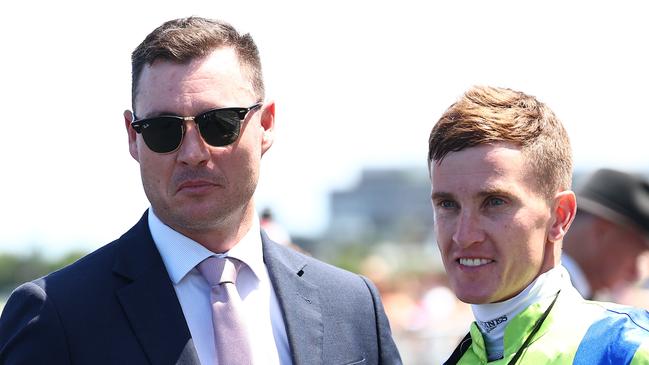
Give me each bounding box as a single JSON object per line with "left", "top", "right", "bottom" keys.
{"left": 156, "top": 204, "right": 257, "bottom": 253}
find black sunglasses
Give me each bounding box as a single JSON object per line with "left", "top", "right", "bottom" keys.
{"left": 131, "top": 103, "right": 262, "bottom": 153}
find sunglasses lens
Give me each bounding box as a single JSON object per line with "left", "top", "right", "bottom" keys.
{"left": 198, "top": 110, "right": 241, "bottom": 147}
{"left": 140, "top": 117, "right": 183, "bottom": 153}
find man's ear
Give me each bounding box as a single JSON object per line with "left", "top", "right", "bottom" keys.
{"left": 548, "top": 190, "right": 577, "bottom": 242}
{"left": 259, "top": 101, "right": 275, "bottom": 155}
{"left": 124, "top": 110, "right": 139, "bottom": 162}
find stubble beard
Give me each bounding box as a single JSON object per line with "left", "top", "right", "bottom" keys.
{"left": 143, "top": 176, "right": 258, "bottom": 237}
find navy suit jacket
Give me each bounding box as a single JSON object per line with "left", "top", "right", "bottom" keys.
{"left": 0, "top": 212, "right": 401, "bottom": 364}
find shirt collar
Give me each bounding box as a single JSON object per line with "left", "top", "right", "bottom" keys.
{"left": 226, "top": 215, "right": 265, "bottom": 282}
{"left": 561, "top": 253, "right": 592, "bottom": 298}
{"left": 148, "top": 208, "right": 264, "bottom": 284}
{"left": 470, "top": 265, "right": 573, "bottom": 361}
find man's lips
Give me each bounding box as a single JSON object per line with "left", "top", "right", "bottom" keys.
{"left": 172, "top": 169, "right": 226, "bottom": 194}
{"left": 176, "top": 180, "right": 218, "bottom": 193}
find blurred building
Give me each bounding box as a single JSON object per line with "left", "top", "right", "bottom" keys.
{"left": 325, "top": 168, "right": 434, "bottom": 244}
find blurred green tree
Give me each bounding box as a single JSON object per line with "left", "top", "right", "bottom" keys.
{"left": 0, "top": 250, "right": 86, "bottom": 294}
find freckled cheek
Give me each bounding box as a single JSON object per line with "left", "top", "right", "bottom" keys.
{"left": 434, "top": 221, "right": 458, "bottom": 261}
{"left": 434, "top": 217, "right": 455, "bottom": 239}
{"left": 499, "top": 214, "right": 531, "bottom": 234}
{"left": 436, "top": 244, "right": 455, "bottom": 268}
{"left": 512, "top": 214, "right": 549, "bottom": 245}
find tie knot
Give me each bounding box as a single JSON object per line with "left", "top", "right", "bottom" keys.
{"left": 197, "top": 256, "right": 240, "bottom": 287}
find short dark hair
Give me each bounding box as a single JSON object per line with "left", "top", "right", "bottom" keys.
{"left": 130, "top": 17, "right": 264, "bottom": 112}
{"left": 428, "top": 86, "right": 572, "bottom": 199}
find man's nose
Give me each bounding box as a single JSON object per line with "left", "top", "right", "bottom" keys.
{"left": 177, "top": 121, "right": 210, "bottom": 165}
{"left": 453, "top": 211, "right": 485, "bottom": 248}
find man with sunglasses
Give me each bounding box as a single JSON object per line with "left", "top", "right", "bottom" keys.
{"left": 0, "top": 17, "right": 401, "bottom": 365}
{"left": 430, "top": 86, "right": 649, "bottom": 364}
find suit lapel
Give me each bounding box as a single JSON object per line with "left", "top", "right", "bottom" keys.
{"left": 263, "top": 233, "right": 324, "bottom": 365}
{"left": 113, "top": 212, "right": 200, "bottom": 365}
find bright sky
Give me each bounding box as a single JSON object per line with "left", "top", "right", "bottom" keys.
{"left": 1, "top": 1, "right": 647, "bottom": 257}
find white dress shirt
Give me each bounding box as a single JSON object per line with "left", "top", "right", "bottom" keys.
{"left": 148, "top": 209, "right": 292, "bottom": 365}
{"left": 561, "top": 253, "right": 592, "bottom": 299}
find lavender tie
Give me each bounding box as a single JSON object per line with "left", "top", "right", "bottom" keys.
{"left": 198, "top": 256, "right": 253, "bottom": 365}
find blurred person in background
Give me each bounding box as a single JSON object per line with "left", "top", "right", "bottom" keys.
{"left": 260, "top": 208, "right": 292, "bottom": 246}
{"left": 563, "top": 168, "right": 649, "bottom": 300}
{"left": 428, "top": 86, "right": 649, "bottom": 364}
{"left": 0, "top": 16, "right": 400, "bottom": 365}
